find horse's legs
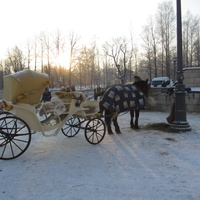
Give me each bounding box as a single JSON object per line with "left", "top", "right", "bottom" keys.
{"left": 113, "top": 116, "right": 121, "bottom": 134}
{"left": 105, "top": 109, "right": 113, "bottom": 134}
{"left": 134, "top": 108, "right": 140, "bottom": 129}
{"left": 98, "top": 104, "right": 104, "bottom": 114}
{"left": 130, "top": 109, "right": 135, "bottom": 128}
{"left": 98, "top": 104, "right": 113, "bottom": 134}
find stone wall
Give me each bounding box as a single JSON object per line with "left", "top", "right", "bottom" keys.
{"left": 146, "top": 67, "right": 200, "bottom": 113}
{"left": 183, "top": 67, "right": 200, "bottom": 87}
{"left": 146, "top": 88, "right": 200, "bottom": 113}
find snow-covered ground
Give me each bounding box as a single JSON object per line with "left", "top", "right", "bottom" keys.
{"left": 1, "top": 111, "right": 200, "bottom": 200}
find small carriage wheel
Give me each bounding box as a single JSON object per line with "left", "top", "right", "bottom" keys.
{"left": 62, "top": 117, "right": 81, "bottom": 138}
{"left": 85, "top": 118, "right": 106, "bottom": 144}
{"left": 0, "top": 116, "right": 31, "bottom": 160}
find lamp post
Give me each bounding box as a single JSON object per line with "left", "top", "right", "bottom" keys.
{"left": 173, "top": 56, "right": 177, "bottom": 81}
{"left": 171, "top": 0, "right": 191, "bottom": 131}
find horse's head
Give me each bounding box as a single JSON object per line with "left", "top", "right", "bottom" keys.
{"left": 133, "top": 79, "right": 149, "bottom": 97}
{"left": 94, "top": 87, "right": 104, "bottom": 100}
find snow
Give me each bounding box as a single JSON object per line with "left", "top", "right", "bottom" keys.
{"left": 183, "top": 67, "right": 200, "bottom": 71}
{"left": 1, "top": 111, "right": 200, "bottom": 200}
{"left": 190, "top": 87, "right": 200, "bottom": 92}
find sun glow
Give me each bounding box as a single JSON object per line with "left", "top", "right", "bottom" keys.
{"left": 56, "top": 53, "right": 70, "bottom": 70}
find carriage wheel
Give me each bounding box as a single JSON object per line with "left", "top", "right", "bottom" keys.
{"left": 0, "top": 111, "right": 14, "bottom": 118}
{"left": 85, "top": 118, "right": 106, "bottom": 144}
{"left": 0, "top": 116, "right": 31, "bottom": 160}
{"left": 62, "top": 117, "right": 81, "bottom": 137}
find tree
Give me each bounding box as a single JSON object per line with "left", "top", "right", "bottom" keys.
{"left": 52, "top": 30, "right": 65, "bottom": 65}
{"left": 193, "top": 21, "right": 200, "bottom": 66}
{"left": 25, "top": 40, "right": 32, "bottom": 69}
{"left": 141, "top": 23, "right": 153, "bottom": 81}
{"left": 128, "top": 27, "right": 138, "bottom": 81}
{"left": 5, "top": 46, "right": 25, "bottom": 73}
{"left": 183, "top": 12, "right": 200, "bottom": 67}
{"left": 0, "top": 61, "right": 4, "bottom": 89}
{"left": 156, "top": 1, "right": 175, "bottom": 78}
{"left": 103, "top": 37, "right": 132, "bottom": 84}
{"left": 68, "top": 32, "right": 80, "bottom": 87}
{"left": 52, "top": 30, "right": 66, "bottom": 88}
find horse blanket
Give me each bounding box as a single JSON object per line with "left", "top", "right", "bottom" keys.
{"left": 99, "top": 84, "right": 145, "bottom": 113}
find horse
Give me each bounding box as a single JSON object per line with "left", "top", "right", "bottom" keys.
{"left": 94, "top": 87, "right": 104, "bottom": 100}
{"left": 98, "top": 79, "right": 149, "bottom": 134}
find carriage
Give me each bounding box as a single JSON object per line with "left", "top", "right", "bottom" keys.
{"left": 0, "top": 70, "right": 106, "bottom": 160}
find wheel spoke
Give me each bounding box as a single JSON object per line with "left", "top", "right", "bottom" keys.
{"left": 10, "top": 139, "right": 24, "bottom": 151}
{"left": 1, "top": 145, "right": 6, "bottom": 158}
{"left": 9, "top": 141, "right": 15, "bottom": 158}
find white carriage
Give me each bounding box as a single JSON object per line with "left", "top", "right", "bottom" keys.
{"left": 0, "top": 70, "right": 105, "bottom": 160}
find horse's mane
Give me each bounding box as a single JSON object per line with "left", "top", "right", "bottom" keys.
{"left": 133, "top": 79, "right": 149, "bottom": 96}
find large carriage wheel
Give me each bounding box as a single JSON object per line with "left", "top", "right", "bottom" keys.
{"left": 62, "top": 117, "right": 81, "bottom": 138}
{"left": 85, "top": 118, "right": 106, "bottom": 144}
{"left": 0, "top": 111, "right": 14, "bottom": 118}
{"left": 0, "top": 116, "right": 31, "bottom": 160}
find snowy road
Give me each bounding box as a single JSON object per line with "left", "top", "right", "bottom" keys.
{"left": 1, "top": 111, "right": 200, "bottom": 200}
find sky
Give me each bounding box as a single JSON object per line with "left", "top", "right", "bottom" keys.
{"left": 0, "top": 0, "right": 200, "bottom": 59}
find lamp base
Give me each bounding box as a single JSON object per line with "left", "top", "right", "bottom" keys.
{"left": 171, "top": 121, "right": 191, "bottom": 132}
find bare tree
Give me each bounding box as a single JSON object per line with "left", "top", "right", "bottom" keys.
{"left": 52, "top": 30, "right": 65, "bottom": 64}
{"left": 141, "top": 24, "right": 153, "bottom": 81}
{"left": 25, "top": 40, "right": 32, "bottom": 69}
{"left": 6, "top": 46, "right": 25, "bottom": 73}
{"left": 103, "top": 37, "right": 131, "bottom": 84}
{"left": 102, "top": 47, "right": 112, "bottom": 86}
{"left": 38, "top": 33, "right": 45, "bottom": 72}
{"left": 193, "top": 21, "right": 200, "bottom": 66}
{"left": 33, "top": 35, "right": 39, "bottom": 71}
{"left": 0, "top": 61, "right": 4, "bottom": 89}
{"left": 38, "top": 31, "right": 52, "bottom": 76}
{"left": 128, "top": 28, "right": 138, "bottom": 81}
{"left": 68, "top": 31, "right": 80, "bottom": 87}
{"left": 52, "top": 30, "right": 66, "bottom": 87}
{"left": 156, "top": 1, "right": 175, "bottom": 78}
{"left": 183, "top": 12, "right": 200, "bottom": 67}
{"left": 141, "top": 15, "right": 159, "bottom": 80}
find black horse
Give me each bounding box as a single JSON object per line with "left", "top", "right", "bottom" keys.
{"left": 98, "top": 80, "right": 149, "bottom": 134}
{"left": 94, "top": 87, "right": 104, "bottom": 100}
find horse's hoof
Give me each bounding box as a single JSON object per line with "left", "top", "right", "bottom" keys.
{"left": 108, "top": 131, "right": 114, "bottom": 134}
{"left": 131, "top": 125, "right": 138, "bottom": 129}
{"left": 116, "top": 131, "right": 121, "bottom": 134}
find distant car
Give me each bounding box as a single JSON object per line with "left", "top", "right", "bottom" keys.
{"left": 151, "top": 77, "right": 173, "bottom": 88}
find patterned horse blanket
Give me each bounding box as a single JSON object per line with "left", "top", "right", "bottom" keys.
{"left": 99, "top": 84, "right": 145, "bottom": 113}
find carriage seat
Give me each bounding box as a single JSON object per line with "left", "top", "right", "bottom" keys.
{"left": 40, "top": 113, "right": 67, "bottom": 126}
{"left": 39, "top": 97, "right": 66, "bottom": 116}
{"left": 55, "top": 91, "right": 86, "bottom": 102}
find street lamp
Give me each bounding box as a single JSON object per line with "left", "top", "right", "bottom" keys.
{"left": 171, "top": 0, "right": 191, "bottom": 131}
{"left": 173, "top": 56, "right": 177, "bottom": 81}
